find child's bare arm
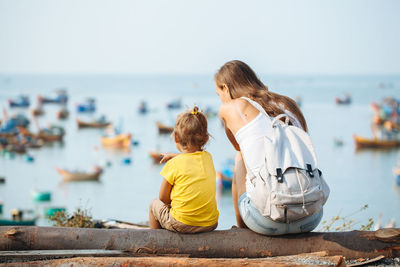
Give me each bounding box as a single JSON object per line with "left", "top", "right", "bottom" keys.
{"left": 159, "top": 178, "right": 172, "bottom": 204}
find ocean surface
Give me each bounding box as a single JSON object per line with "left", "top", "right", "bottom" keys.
{"left": 0, "top": 73, "right": 399, "bottom": 230}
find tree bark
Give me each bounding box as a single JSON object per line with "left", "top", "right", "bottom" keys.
{"left": 0, "top": 253, "right": 346, "bottom": 267}
{"left": 1, "top": 226, "right": 399, "bottom": 260}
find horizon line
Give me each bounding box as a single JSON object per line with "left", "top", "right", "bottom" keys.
{"left": 0, "top": 72, "right": 400, "bottom": 77}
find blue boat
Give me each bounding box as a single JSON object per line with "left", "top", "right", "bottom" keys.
{"left": 8, "top": 95, "right": 30, "bottom": 108}
{"left": 394, "top": 166, "right": 400, "bottom": 186}
{"left": 216, "top": 159, "right": 234, "bottom": 191}
{"left": 38, "top": 90, "right": 68, "bottom": 104}
{"left": 167, "top": 99, "right": 181, "bottom": 109}
{"left": 138, "top": 101, "right": 148, "bottom": 114}
{"left": 0, "top": 114, "right": 30, "bottom": 134}
{"left": 76, "top": 98, "right": 96, "bottom": 113}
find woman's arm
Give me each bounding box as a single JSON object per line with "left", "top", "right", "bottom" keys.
{"left": 159, "top": 178, "right": 172, "bottom": 204}
{"left": 220, "top": 104, "right": 241, "bottom": 151}
{"left": 224, "top": 124, "right": 241, "bottom": 151}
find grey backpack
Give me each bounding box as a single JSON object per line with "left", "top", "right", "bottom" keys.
{"left": 243, "top": 97, "right": 330, "bottom": 223}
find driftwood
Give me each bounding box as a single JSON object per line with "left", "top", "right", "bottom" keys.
{"left": 1, "top": 226, "right": 399, "bottom": 260}
{"left": 0, "top": 252, "right": 346, "bottom": 267}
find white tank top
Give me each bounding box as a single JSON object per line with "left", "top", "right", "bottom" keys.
{"left": 234, "top": 97, "right": 302, "bottom": 197}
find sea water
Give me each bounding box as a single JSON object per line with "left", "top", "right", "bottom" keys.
{"left": 0, "top": 74, "right": 399, "bottom": 230}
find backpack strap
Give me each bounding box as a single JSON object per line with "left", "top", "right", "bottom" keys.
{"left": 271, "top": 114, "right": 290, "bottom": 127}
{"left": 241, "top": 96, "right": 293, "bottom": 126}
{"left": 240, "top": 97, "right": 272, "bottom": 122}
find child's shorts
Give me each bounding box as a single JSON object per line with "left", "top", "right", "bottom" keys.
{"left": 151, "top": 198, "right": 217, "bottom": 234}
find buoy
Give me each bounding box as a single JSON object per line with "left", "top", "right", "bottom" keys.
{"left": 25, "top": 154, "right": 34, "bottom": 162}
{"left": 132, "top": 140, "right": 140, "bottom": 146}
{"left": 122, "top": 157, "right": 132, "bottom": 165}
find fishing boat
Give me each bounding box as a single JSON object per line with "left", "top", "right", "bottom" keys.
{"left": 393, "top": 166, "right": 400, "bottom": 186}
{"left": 18, "top": 122, "right": 65, "bottom": 143}
{"left": 0, "top": 218, "right": 36, "bottom": 226}
{"left": 101, "top": 133, "right": 131, "bottom": 149}
{"left": 156, "top": 122, "right": 174, "bottom": 134}
{"left": 7, "top": 144, "right": 27, "bottom": 154}
{"left": 216, "top": 171, "right": 233, "bottom": 191}
{"left": 335, "top": 94, "right": 352, "bottom": 105}
{"left": 56, "top": 107, "right": 69, "bottom": 120}
{"left": 31, "top": 106, "right": 44, "bottom": 116}
{"left": 25, "top": 137, "right": 45, "bottom": 149}
{"left": 148, "top": 151, "right": 164, "bottom": 164}
{"left": 0, "top": 209, "right": 36, "bottom": 226}
{"left": 38, "top": 90, "right": 68, "bottom": 104}
{"left": 138, "top": 101, "right": 148, "bottom": 114}
{"left": 31, "top": 190, "right": 51, "bottom": 202}
{"left": 333, "top": 138, "right": 344, "bottom": 147}
{"left": 77, "top": 118, "right": 110, "bottom": 128}
{"left": 56, "top": 166, "right": 103, "bottom": 182}
{"left": 76, "top": 98, "right": 96, "bottom": 113}
{"left": 1, "top": 114, "right": 30, "bottom": 131}
{"left": 8, "top": 95, "right": 30, "bottom": 108}
{"left": 37, "top": 126, "right": 65, "bottom": 142}
{"left": 353, "top": 135, "right": 400, "bottom": 149}
{"left": 205, "top": 106, "right": 218, "bottom": 119}
{"left": 216, "top": 158, "right": 234, "bottom": 191}
{"left": 167, "top": 99, "right": 181, "bottom": 109}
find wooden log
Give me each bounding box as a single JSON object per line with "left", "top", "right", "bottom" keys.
{"left": 0, "top": 252, "right": 346, "bottom": 267}
{"left": 0, "top": 226, "right": 399, "bottom": 260}
{"left": 0, "top": 249, "right": 129, "bottom": 262}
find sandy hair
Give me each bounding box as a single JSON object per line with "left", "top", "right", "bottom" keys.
{"left": 214, "top": 60, "right": 308, "bottom": 132}
{"left": 174, "top": 106, "right": 210, "bottom": 150}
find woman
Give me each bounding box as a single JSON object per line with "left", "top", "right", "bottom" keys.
{"left": 215, "top": 60, "right": 323, "bottom": 235}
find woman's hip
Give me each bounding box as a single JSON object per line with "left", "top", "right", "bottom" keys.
{"left": 238, "top": 193, "right": 323, "bottom": 235}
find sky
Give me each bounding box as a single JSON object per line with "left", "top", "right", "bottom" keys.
{"left": 0, "top": 0, "right": 399, "bottom": 75}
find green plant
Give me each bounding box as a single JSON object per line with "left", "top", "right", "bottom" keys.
{"left": 319, "top": 205, "right": 374, "bottom": 232}
{"left": 47, "top": 207, "right": 94, "bottom": 228}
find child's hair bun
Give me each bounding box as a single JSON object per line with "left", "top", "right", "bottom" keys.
{"left": 191, "top": 106, "right": 199, "bottom": 115}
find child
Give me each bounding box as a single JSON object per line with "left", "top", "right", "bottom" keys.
{"left": 149, "top": 106, "right": 219, "bottom": 233}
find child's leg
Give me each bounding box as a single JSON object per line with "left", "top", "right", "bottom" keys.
{"left": 232, "top": 152, "right": 248, "bottom": 229}
{"left": 149, "top": 199, "right": 162, "bottom": 229}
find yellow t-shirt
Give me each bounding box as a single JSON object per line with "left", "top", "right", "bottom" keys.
{"left": 160, "top": 151, "right": 219, "bottom": 227}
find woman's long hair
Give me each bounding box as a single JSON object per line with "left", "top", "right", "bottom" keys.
{"left": 214, "top": 60, "right": 308, "bottom": 132}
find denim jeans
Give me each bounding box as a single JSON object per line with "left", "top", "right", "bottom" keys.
{"left": 238, "top": 193, "right": 323, "bottom": 235}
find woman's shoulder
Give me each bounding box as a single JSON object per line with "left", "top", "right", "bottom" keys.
{"left": 219, "top": 98, "right": 248, "bottom": 116}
